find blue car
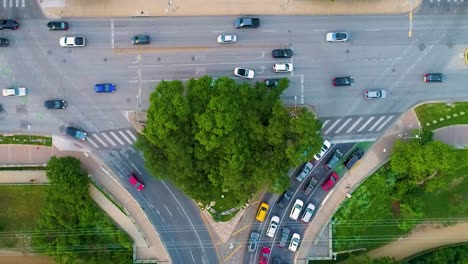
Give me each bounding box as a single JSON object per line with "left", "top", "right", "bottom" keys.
{"left": 94, "top": 83, "right": 116, "bottom": 93}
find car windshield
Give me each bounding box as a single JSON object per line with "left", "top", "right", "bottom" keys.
{"left": 54, "top": 101, "right": 61, "bottom": 107}
{"left": 336, "top": 33, "right": 346, "bottom": 39}
{"left": 104, "top": 85, "right": 112, "bottom": 91}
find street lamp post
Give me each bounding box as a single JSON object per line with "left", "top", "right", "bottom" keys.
{"left": 294, "top": 95, "right": 297, "bottom": 113}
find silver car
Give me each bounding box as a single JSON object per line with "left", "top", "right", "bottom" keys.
{"left": 248, "top": 232, "right": 260, "bottom": 252}
{"left": 364, "top": 89, "right": 387, "bottom": 99}
{"left": 217, "top": 34, "right": 237, "bottom": 44}
{"left": 326, "top": 32, "right": 349, "bottom": 42}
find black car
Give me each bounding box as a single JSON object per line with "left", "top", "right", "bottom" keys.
{"left": 131, "top": 35, "right": 150, "bottom": 45}
{"left": 264, "top": 79, "right": 280, "bottom": 88}
{"left": 272, "top": 257, "right": 281, "bottom": 264}
{"left": 47, "top": 21, "right": 69, "bottom": 31}
{"left": 303, "top": 177, "right": 318, "bottom": 195}
{"left": 0, "top": 38, "right": 8, "bottom": 47}
{"left": 44, "top": 100, "right": 67, "bottom": 109}
{"left": 234, "top": 17, "right": 260, "bottom": 28}
{"left": 0, "top": 19, "right": 18, "bottom": 30}
{"left": 272, "top": 49, "right": 293, "bottom": 58}
{"left": 333, "top": 76, "right": 354, "bottom": 87}
{"left": 276, "top": 189, "right": 293, "bottom": 209}
{"left": 424, "top": 73, "right": 446, "bottom": 83}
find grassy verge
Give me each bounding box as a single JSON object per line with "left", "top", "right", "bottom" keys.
{"left": 90, "top": 181, "right": 127, "bottom": 216}
{"left": 333, "top": 141, "right": 374, "bottom": 177}
{"left": 0, "top": 134, "right": 52, "bottom": 146}
{"left": 0, "top": 166, "right": 46, "bottom": 170}
{"left": 0, "top": 185, "right": 46, "bottom": 248}
{"left": 415, "top": 102, "right": 468, "bottom": 131}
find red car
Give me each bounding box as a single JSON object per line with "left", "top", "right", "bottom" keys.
{"left": 259, "top": 247, "right": 270, "bottom": 264}
{"left": 321, "top": 172, "right": 339, "bottom": 191}
{"left": 128, "top": 173, "right": 145, "bottom": 191}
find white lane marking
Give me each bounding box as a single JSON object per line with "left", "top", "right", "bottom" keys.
{"left": 313, "top": 29, "right": 327, "bottom": 32}
{"left": 189, "top": 250, "right": 196, "bottom": 263}
{"left": 92, "top": 134, "right": 108, "bottom": 148}
{"left": 376, "top": 115, "right": 395, "bottom": 132}
{"left": 164, "top": 204, "right": 173, "bottom": 217}
{"left": 335, "top": 118, "right": 352, "bottom": 134}
{"left": 300, "top": 74, "right": 304, "bottom": 104}
{"left": 111, "top": 18, "right": 115, "bottom": 49}
{"left": 15, "top": 0, "right": 18, "bottom": 7}
{"left": 110, "top": 131, "right": 125, "bottom": 145}
{"left": 128, "top": 60, "right": 278, "bottom": 68}
{"left": 118, "top": 130, "right": 133, "bottom": 144}
{"left": 211, "top": 30, "right": 224, "bottom": 33}
{"left": 346, "top": 117, "right": 363, "bottom": 133}
{"left": 321, "top": 120, "right": 330, "bottom": 129}
{"left": 324, "top": 119, "right": 341, "bottom": 134}
{"left": 87, "top": 137, "right": 99, "bottom": 148}
{"left": 357, "top": 116, "right": 375, "bottom": 132}
{"left": 101, "top": 132, "right": 117, "bottom": 147}
{"left": 126, "top": 130, "right": 137, "bottom": 141}
{"left": 3, "top": 0, "right": 6, "bottom": 8}
{"left": 131, "top": 162, "right": 142, "bottom": 174}
{"left": 21, "top": 0, "right": 24, "bottom": 7}
{"left": 9, "top": 0, "right": 12, "bottom": 8}
{"left": 368, "top": 116, "right": 386, "bottom": 132}
{"left": 262, "top": 30, "right": 277, "bottom": 33}
{"left": 114, "top": 32, "right": 130, "bottom": 35}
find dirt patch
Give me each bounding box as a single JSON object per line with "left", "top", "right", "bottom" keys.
{"left": 0, "top": 251, "right": 55, "bottom": 264}
{"left": 391, "top": 200, "right": 400, "bottom": 218}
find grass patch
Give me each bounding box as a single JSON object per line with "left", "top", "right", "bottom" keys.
{"left": 415, "top": 102, "right": 468, "bottom": 131}
{"left": 90, "top": 181, "right": 127, "bottom": 216}
{"left": 0, "top": 185, "right": 46, "bottom": 248}
{"left": 0, "top": 134, "right": 52, "bottom": 146}
{"left": 0, "top": 166, "right": 46, "bottom": 170}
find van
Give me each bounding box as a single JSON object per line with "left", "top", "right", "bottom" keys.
{"left": 301, "top": 203, "right": 316, "bottom": 223}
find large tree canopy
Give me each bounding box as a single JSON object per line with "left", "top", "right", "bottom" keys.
{"left": 137, "top": 76, "right": 323, "bottom": 203}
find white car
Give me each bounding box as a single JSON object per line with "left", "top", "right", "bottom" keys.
{"left": 273, "top": 63, "right": 293, "bottom": 73}
{"left": 326, "top": 32, "right": 349, "bottom": 42}
{"left": 266, "top": 215, "right": 280, "bottom": 238}
{"left": 2, "top": 87, "right": 27, "bottom": 97}
{"left": 288, "top": 233, "right": 301, "bottom": 252}
{"left": 365, "top": 89, "right": 387, "bottom": 99}
{"left": 301, "top": 203, "right": 316, "bottom": 223}
{"left": 289, "top": 199, "right": 303, "bottom": 220}
{"left": 59, "top": 36, "right": 86, "bottom": 47}
{"left": 234, "top": 67, "right": 254, "bottom": 79}
{"left": 217, "top": 34, "right": 237, "bottom": 44}
{"left": 314, "top": 140, "right": 332, "bottom": 160}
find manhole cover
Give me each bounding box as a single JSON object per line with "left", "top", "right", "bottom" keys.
{"left": 418, "top": 43, "right": 426, "bottom": 51}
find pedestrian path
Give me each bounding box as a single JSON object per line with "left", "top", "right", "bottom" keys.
{"left": 1, "top": 0, "right": 25, "bottom": 9}
{"left": 320, "top": 113, "right": 399, "bottom": 138}
{"left": 86, "top": 128, "right": 138, "bottom": 149}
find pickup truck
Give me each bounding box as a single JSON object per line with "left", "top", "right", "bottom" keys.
{"left": 66, "top": 127, "right": 87, "bottom": 140}
{"left": 59, "top": 36, "right": 86, "bottom": 47}
{"left": 234, "top": 17, "right": 260, "bottom": 28}
{"left": 325, "top": 149, "right": 343, "bottom": 169}
{"left": 278, "top": 227, "right": 290, "bottom": 248}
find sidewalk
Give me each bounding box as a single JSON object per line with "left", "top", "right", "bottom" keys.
{"left": 39, "top": 0, "right": 422, "bottom": 18}
{"left": 295, "top": 109, "right": 421, "bottom": 263}
{"left": 0, "top": 140, "right": 170, "bottom": 263}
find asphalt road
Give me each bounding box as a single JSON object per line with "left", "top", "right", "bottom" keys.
{"left": 1, "top": 5, "right": 468, "bottom": 264}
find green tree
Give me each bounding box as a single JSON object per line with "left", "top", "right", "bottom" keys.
{"left": 33, "top": 156, "right": 132, "bottom": 264}
{"left": 405, "top": 244, "right": 468, "bottom": 264}
{"left": 137, "top": 76, "right": 323, "bottom": 205}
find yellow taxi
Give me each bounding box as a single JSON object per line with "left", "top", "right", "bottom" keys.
{"left": 465, "top": 49, "right": 468, "bottom": 64}
{"left": 256, "top": 202, "right": 269, "bottom": 222}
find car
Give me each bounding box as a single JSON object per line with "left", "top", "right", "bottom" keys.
{"left": 301, "top": 203, "right": 316, "bottom": 223}
{"left": 0, "top": 38, "right": 9, "bottom": 47}
{"left": 264, "top": 79, "right": 280, "bottom": 88}
{"left": 266, "top": 216, "right": 279, "bottom": 238}
{"left": 44, "top": 100, "right": 67, "bottom": 109}
{"left": 344, "top": 148, "right": 364, "bottom": 170}
{"left": 272, "top": 257, "right": 281, "bottom": 264}
{"left": 278, "top": 227, "right": 290, "bottom": 248}
{"left": 217, "top": 34, "right": 237, "bottom": 44}
{"left": 47, "top": 21, "right": 69, "bottom": 30}
{"left": 131, "top": 35, "right": 150, "bottom": 45}
{"left": 288, "top": 233, "right": 300, "bottom": 252}
{"left": 333, "top": 76, "right": 354, "bottom": 86}
{"left": 365, "top": 89, "right": 387, "bottom": 99}
{"left": 259, "top": 247, "right": 270, "bottom": 264}
{"left": 256, "top": 202, "right": 269, "bottom": 222}
{"left": 277, "top": 189, "right": 293, "bottom": 209}
{"left": 272, "top": 49, "right": 293, "bottom": 58}
{"left": 234, "top": 67, "right": 254, "bottom": 79}
{"left": 326, "top": 32, "right": 349, "bottom": 42}
{"left": 465, "top": 49, "right": 468, "bottom": 64}
{"left": 128, "top": 173, "right": 145, "bottom": 191}
{"left": 322, "top": 172, "right": 339, "bottom": 191}
{"left": 65, "top": 127, "right": 87, "bottom": 140}
{"left": 94, "top": 83, "right": 116, "bottom": 93}
{"left": 303, "top": 177, "right": 318, "bottom": 195}
{"left": 289, "top": 199, "right": 304, "bottom": 220}
{"left": 325, "top": 149, "right": 343, "bottom": 169}
{"left": 273, "top": 63, "right": 293, "bottom": 73}
{"left": 424, "top": 73, "right": 446, "bottom": 83}
{"left": 248, "top": 232, "right": 260, "bottom": 253}
{"left": 314, "top": 140, "right": 332, "bottom": 160}
{"left": 0, "top": 19, "right": 18, "bottom": 30}
{"left": 234, "top": 17, "right": 260, "bottom": 28}
{"left": 59, "top": 36, "right": 86, "bottom": 47}
{"left": 296, "top": 162, "right": 313, "bottom": 182}
{"left": 2, "top": 87, "right": 26, "bottom": 97}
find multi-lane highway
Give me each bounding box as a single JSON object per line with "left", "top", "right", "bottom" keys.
{"left": 1, "top": 1, "right": 468, "bottom": 263}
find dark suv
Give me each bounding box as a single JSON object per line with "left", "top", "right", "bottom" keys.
{"left": 344, "top": 148, "right": 364, "bottom": 169}
{"left": 303, "top": 177, "right": 318, "bottom": 195}
{"left": 272, "top": 49, "right": 293, "bottom": 58}
{"left": 276, "top": 189, "right": 293, "bottom": 209}
{"left": 333, "top": 76, "right": 354, "bottom": 87}
{"left": 234, "top": 17, "right": 260, "bottom": 28}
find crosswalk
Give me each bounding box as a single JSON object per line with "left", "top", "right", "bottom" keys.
{"left": 2, "top": 0, "right": 25, "bottom": 8}
{"left": 320, "top": 113, "right": 398, "bottom": 137}
{"left": 86, "top": 128, "right": 138, "bottom": 149}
